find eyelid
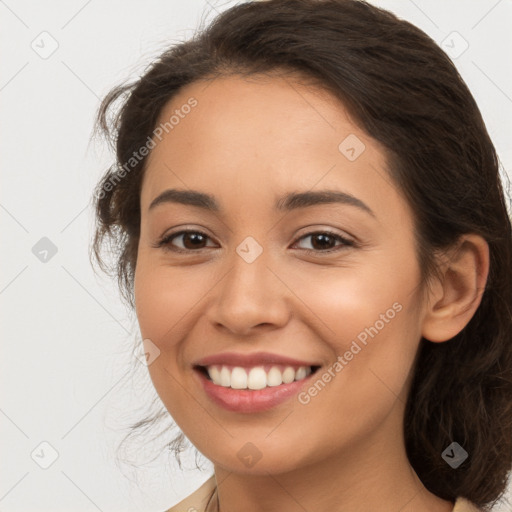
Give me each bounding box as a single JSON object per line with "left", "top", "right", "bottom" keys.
{"left": 293, "top": 226, "right": 354, "bottom": 243}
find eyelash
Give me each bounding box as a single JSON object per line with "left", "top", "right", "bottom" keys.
{"left": 154, "top": 229, "right": 355, "bottom": 255}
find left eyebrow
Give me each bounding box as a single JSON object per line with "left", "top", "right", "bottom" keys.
{"left": 148, "top": 188, "right": 375, "bottom": 218}
{"left": 276, "top": 190, "right": 375, "bottom": 217}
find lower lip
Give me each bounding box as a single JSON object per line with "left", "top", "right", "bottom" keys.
{"left": 194, "top": 368, "right": 316, "bottom": 413}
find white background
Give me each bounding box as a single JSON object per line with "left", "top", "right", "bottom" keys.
{"left": 1, "top": 1, "right": 511, "bottom": 511}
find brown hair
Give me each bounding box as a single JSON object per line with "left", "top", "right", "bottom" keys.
{"left": 90, "top": 0, "right": 512, "bottom": 507}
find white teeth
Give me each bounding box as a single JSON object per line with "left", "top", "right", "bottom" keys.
{"left": 208, "top": 365, "right": 221, "bottom": 384}
{"left": 295, "top": 366, "right": 307, "bottom": 380}
{"left": 230, "top": 367, "right": 247, "bottom": 389}
{"left": 282, "top": 367, "right": 296, "bottom": 384}
{"left": 205, "top": 365, "right": 313, "bottom": 389}
{"left": 266, "top": 366, "right": 283, "bottom": 387}
{"left": 247, "top": 367, "right": 267, "bottom": 390}
{"left": 219, "top": 366, "right": 231, "bottom": 387}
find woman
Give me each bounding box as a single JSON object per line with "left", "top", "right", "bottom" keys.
{"left": 91, "top": 1, "right": 512, "bottom": 511}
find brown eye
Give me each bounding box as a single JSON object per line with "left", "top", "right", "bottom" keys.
{"left": 179, "top": 232, "right": 208, "bottom": 249}
{"left": 157, "top": 230, "right": 216, "bottom": 252}
{"left": 294, "top": 231, "right": 354, "bottom": 253}
{"left": 309, "top": 233, "right": 337, "bottom": 250}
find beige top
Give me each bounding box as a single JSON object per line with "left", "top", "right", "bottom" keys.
{"left": 163, "top": 475, "right": 483, "bottom": 512}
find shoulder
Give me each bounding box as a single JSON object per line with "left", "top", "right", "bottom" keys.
{"left": 162, "top": 475, "right": 217, "bottom": 512}
{"left": 161, "top": 484, "right": 481, "bottom": 512}
{"left": 453, "top": 496, "right": 483, "bottom": 512}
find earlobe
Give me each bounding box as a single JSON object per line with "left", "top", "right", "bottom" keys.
{"left": 421, "top": 234, "right": 490, "bottom": 343}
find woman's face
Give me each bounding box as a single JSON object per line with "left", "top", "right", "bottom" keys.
{"left": 134, "top": 73, "right": 427, "bottom": 474}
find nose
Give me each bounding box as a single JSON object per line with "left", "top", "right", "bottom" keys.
{"left": 206, "top": 247, "right": 291, "bottom": 337}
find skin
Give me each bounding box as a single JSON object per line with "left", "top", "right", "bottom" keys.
{"left": 134, "top": 73, "right": 489, "bottom": 512}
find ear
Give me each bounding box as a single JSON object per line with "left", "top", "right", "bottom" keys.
{"left": 421, "top": 234, "right": 489, "bottom": 343}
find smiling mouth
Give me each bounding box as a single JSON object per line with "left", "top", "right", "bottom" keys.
{"left": 194, "top": 364, "right": 321, "bottom": 390}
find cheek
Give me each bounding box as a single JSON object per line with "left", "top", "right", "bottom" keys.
{"left": 134, "top": 261, "right": 209, "bottom": 344}
{"left": 133, "top": 259, "right": 219, "bottom": 409}
{"left": 134, "top": 262, "right": 199, "bottom": 422}
{"left": 290, "top": 290, "right": 421, "bottom": 464}
{"left": 293, "top": 259, "right": 423, "bottom": 409}
{"left": 292, "top": 260, "right": 415, "bottom": 343}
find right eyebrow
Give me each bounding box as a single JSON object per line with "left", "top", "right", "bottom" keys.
{"left": 149, "top": 189, "right": 221, "bottom": 212}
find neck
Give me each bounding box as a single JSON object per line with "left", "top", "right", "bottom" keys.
{"left": 212, "top": 407, "right": 454, "bottom": 512}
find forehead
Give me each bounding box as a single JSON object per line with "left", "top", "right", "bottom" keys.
{"left": 140, "top": 73, "right": 398, "bottom": 221}
{"left": 147, "top": 72, "right": 367, "bottom": 164}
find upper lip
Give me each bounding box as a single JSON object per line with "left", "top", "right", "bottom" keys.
{"left": 193, "top": 351, "right": 320, "bottom": 368}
